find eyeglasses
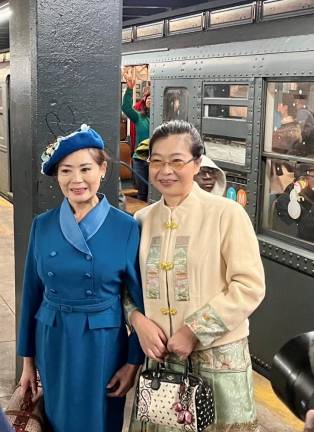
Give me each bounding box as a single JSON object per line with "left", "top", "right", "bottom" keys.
{"left": 196, "top": 168, "right": 218, "bottom": 179}
{"left": 147, "top": 157, "right": 196, "bottom": 170}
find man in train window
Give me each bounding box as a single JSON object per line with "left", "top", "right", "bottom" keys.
{"left": 272, "top": 93, "right": 302, "bottom": 155}
{"left": 193, "top": 155, "right": 226, "bottom": 196}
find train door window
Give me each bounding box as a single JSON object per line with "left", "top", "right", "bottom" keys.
{"left": 163, "top": 88, "right": 188, "bottom": 122}
{"left": 262, "top": 81, "right": 314, "bottom": 249}
{"left": 202, "top": 83, "right": 250, "bottom": 167}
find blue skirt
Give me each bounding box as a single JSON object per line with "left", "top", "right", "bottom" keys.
{"left": 35, "top": 305, "right": 128, "bottom": 432}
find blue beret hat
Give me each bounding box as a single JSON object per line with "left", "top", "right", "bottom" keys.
{"left": 41, "top": 124, "right": 105, "bottom": 176}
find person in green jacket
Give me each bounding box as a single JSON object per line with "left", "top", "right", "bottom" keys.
{"left": 122, "top": 78, "right": 150, "bottom": 201}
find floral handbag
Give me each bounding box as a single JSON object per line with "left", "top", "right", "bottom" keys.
{"left": 136, "top": 358, "right": 215, "bottom": 431}
{"left": 5, "top": 386, "right": 45, "bottom": 432}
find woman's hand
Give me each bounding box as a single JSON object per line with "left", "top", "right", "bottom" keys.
{"left": 130, "top": 311, "right": 168, "bottom": 362}
{"left": 20, "top": 357, "right": 38, "bottom": 397}
{"left": 167, "top": 325, "right": 199, "bottom": 360}
{"left": 126, "top": 79, "right": 136, "bottom": 89}
{"left": 107, "top": 363, "right": 139, "bottom": 397}
{"left": 123, "top": 69, "right": 136, "bottom": 89}
{"left": 305, "top": 410, "right": 314, "bottom": 432}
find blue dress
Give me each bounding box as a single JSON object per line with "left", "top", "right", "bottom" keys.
{"left": 17, "top": 195, "right": 144, "bottom": 432}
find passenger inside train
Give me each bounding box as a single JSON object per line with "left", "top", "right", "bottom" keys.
{"left": 269, "top": 83, "right": 314, "bottom": 157}
{"left": 193, "top": 154, "right": 226, "bottom": 196}
{"left": 273, "top": 162, "right": 314, "bottom": 243}
{"left": 163, "top": 88, "right": 188, "bottom": 122}
{"left": 122, "top": 67, "right": 150, "bottom": 202}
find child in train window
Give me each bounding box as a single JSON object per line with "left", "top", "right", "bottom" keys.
{"left": 163, "top": 88, "right": 188, "bottom": 122}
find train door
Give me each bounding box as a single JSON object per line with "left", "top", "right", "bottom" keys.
{"left": 0, "top": 72, "right": 10, "bottom": 198}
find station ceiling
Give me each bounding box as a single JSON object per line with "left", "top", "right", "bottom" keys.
{"left": 0, "top": 0, "right": 247, "bottom": 51}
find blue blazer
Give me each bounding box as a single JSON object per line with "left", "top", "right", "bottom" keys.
{"left": 17, "top": 196, "right": 144, "bottom": 432}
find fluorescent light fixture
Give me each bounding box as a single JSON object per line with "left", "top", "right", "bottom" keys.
{"left": 0, "top": 3, "right": 11, "bottom": 23}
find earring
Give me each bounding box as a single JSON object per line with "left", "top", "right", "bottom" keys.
{"left": 101, "top": 175, "right": 105, "bottom": 181}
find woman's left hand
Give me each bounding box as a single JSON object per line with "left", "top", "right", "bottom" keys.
{"left": 107, "top": 363, "right": 139, "bottom": 397}
{"left": 167, "top": 325, "right": 199, "bottom": 360}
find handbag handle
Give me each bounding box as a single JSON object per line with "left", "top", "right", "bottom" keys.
{"left": 20, "top": 388, "right": 35, "bottom": 412}
{"left": 147, "top": 356, "right": 193, "bottom": 377}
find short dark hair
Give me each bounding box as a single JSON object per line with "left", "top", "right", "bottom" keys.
{"left": 149, "top": 120, "right": 204, "bottom": 159}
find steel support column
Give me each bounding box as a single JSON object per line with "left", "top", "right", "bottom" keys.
{"left": 10, "top": 0, "right": 122, "bottom": 379}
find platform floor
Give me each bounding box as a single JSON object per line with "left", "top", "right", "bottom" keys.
{"left": 0, "top": 196, "right": 304, "bottom": 431}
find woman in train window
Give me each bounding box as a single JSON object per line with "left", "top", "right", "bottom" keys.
{"left": 128, "top": 120, "right": 265, "bottom": 431}
{"left": 122, "top": 73, "right": 150, "bottom": 201}
{"left": 17, "top": 124, "right": 144, "bottom": 432}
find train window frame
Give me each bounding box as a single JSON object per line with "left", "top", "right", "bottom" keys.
{"left": 259, "top": 78, "right": 314, "bottom": 253}
{"left": 201, "top": 81, "right": 252, "bottom": 172}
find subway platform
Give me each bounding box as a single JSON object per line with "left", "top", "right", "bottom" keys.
{"left": 0, "top": 196, "right": 304, "bottom": 431}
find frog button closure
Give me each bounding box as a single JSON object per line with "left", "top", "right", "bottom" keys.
{"left": 85, "top": 290, "right": 93, "bottom": 296}
{"left": 49, "top": 251, "right": 57, "bottom": 257}
{"left": 84, "top": 273, "right": 92, "bottom": 279}
{"left": 85, "top": 255, "right": 92, "bottom": 261}
{"left": 47, "top": 271, "right": 55, "bottom": 277}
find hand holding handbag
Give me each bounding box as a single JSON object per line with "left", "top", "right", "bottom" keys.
{"left": 136, "top": 358, "right": 215, "bottom": 431}
{"left": 5, "top": 386, "right": 45, "bottom": 432}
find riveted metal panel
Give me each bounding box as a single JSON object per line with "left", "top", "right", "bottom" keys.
{"left": 123, "top": 33, "right": 314, "bottom": 68}
{"left": 202, "top": 117, "right": 248, "bottom": 138}
{"left": 203, "top": 97, "right": 249, "bottom": 106}
{"left": 250, "top": 257, "right": 314, "bottom": 368}
{"left": 248, "top": 78, "right": 264, "bottom": 226}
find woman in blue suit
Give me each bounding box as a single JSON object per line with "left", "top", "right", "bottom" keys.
{"left": 17, "top": 124, "right": 144, "bottom": 432}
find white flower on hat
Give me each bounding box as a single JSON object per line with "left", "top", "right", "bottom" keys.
{"left": 41, "top": 139, "right": 61, "bottom": 163}
{"left": 80, "top": 124, "right": 89, "bottom": 132}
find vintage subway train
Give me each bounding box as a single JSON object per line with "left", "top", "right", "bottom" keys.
{"left": 120, "top": 0, "right": 314, "bottom": 377}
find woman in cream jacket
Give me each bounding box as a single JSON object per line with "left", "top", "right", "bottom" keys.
{"left": 129, "top": 120, "right": 265, "bottom": 431}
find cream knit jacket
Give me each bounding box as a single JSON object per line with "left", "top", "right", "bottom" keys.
{"left": 134, "top": 182, "right": 265, "bottom": 350}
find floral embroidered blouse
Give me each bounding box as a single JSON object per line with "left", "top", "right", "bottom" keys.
{"left": 134, "top": 182, "right": 265, "bottom": 350}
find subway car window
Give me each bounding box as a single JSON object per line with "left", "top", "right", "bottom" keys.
{"left": 163, "top": 87, "right": 188, "bottom": 122}
{"left": 264, "top": 82, "right": 314, "bottom": 158}
{"left": 202, "top": 82, "right": 249, "bottom": 166}
{"left": 204, "top": 104, "right": 248, "bottom": 119}
{"left": 204, "top": 84, "right": 248, "bottom": 99}
{"left": 203, "top": 135, "right": 246, "bottom": 166}
{"left": 262, "top": 158, "right": 314, "bottom": 245}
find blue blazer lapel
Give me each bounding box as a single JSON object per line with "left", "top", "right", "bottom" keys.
{"left": 59, "top": 199, "right": 92, "bottom": 256}
{"left": 79, "top": 194, "right": 110, "bottom": 241}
